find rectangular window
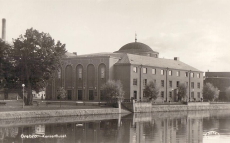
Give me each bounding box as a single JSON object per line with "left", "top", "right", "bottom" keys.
{"left": 186, "top": 82, "right": 188, "bottom": 88}
{"left": 169, "top": 70, "right": 172, "bottom": 76}
{"left": 133, "top": 67, "right": 137, "bottom": 73}
{"left": 169, "top": 81, "right": 172, "bottom": 88}
{"left": 191, "top": 82, "right": 194, "bottom": 89}
{"left": 143, "top": 79, "right": 147, "bottom": 86}
{"left": 197, "top": 82, "right": 200, "bottom": 88}
{"left": 191, "top": 92, "right": 194, "bottom": 99}
{"left": 101, "top": 67, "right": 105, "bottom": 79}
{"left": 161, "top": 70, "right": 164, "bottom": 75}
{"left": 197, "top": 73, "right": 200, "bottom": 78}
{"left": 185, "top": 72, "right": 188, "bottom": 77}
{"left": 143, "top": 68, "right": 147, "bottom": 74}
{"left": 176, "top": 81, "right": 180, "bottom": 87}
{"left": 169, "top": 91, "right": 172, "bottom": 98}
{"left": 152, "top": 69, "right": 156, "bottom": 74}
{"left": 78, "top": 68, "right": 82, "bottom": 79}
{"left": 133, "top": 79, "right": 137, "bottom": 85}
{"left": 177, "top": 71, "right": 180, "bottom": 76}
{"left": 161, "top": 91, "right": 164, "bottom": 98}
{"left": 191, "top": 72, "right": 194, "bottom": 78}
{"left": 161, "top": 80, "right": 164, "bottom": 87}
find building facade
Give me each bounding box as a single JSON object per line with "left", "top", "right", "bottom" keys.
{"left": 204, "top": 72, "right": 230, "bottom": 100}
{"left": 46, "top": 41, "right": 203, "bottom": 102}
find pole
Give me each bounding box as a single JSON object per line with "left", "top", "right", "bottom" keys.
{"left": 22, "top": 84, "right": 25, "bottom": 108}
{"left": 139, "top": 65, "right": 142, "bottom": 101}
{"left": 166, "top": 68, "right": 168, "bottom": 102}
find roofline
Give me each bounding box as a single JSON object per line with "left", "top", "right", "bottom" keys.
{"left": 115, "top": 63, "right": 203, "bottom": 73}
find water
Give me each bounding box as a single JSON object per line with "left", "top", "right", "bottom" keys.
{"left": 0, "top": 110, "right": 230, "bottom": 143}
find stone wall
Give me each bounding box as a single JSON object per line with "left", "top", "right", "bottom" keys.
{"left": 152, "top": 103, "right": 230, "bottom": 112}
{"left": 0, "top": 108, "right": 130, "bottom": 120}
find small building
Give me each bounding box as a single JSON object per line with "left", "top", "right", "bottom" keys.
{"left": 32, "top": 90, "right": 46, "bottom": 100}
{"left": 46, "top": 40, "right": 203, "bottom": 102}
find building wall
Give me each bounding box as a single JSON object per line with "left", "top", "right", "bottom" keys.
{"left": 47, "top": 57, "right": 203, "bottom": 102}
{"left": 114, "top": 64, "right": 131, "bottom": 99}
{"left": 129, "top": 65, "right": 203, "bottom": 102}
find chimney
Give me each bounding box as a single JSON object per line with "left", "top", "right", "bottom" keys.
{"left": 2, "top": 18, "right": 6, "bottom": 40}
{"left": 174, "top": 57, "right": 179, "bottom": 61}
{"left": 73, "top": 52, "right": 77, "bottom": 55}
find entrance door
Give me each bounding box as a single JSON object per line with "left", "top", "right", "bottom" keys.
{"left": 78, "top": 90, "right": 83, "bottom": 100}
{"left": 134, "top": 91, "right": 137, "bottom": 100}
{"left": 67, "top": 90, "right": 72, "bottom": 100}
{"left": 89, "top": 90, "right": 94, "bottom": 100}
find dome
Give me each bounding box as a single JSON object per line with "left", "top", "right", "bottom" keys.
{"left": 114, "top": 42, "right": 159, "bottom": 57}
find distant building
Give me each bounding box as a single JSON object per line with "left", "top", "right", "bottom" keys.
{"left": 32, "top": 90, "right": 46, "bottom": 100}
{"left": 46, "top": 40, "right": 203, "bottom": 102}
{"left": 204, "top": 72, "right": 230, "bottom": 100}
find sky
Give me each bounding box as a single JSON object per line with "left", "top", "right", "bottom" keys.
{"left": 0, "top": 0, "right": 230, "bottom": 72}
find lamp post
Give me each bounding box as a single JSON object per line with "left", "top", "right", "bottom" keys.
{"left": 22, "top": 84, "right": 25, "bottom": 108}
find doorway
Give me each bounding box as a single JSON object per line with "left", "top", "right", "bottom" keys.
{"left": 89, "top": 90, "right": 94, "bottom": 100}
{"left": 67, "top": 90, "right": 72, "bottom": 100}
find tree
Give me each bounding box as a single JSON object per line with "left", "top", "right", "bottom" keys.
{"left": 203, "top": 82, "right": 219, "bottom": 101}
{"left": 0, "top": 39, "right": 17, "bottom": 99}
{"left": 225, "top": 87, "right": 230, "bottom": 101}
{"left": 143, "top": 81, "right": 159, "bottom": 101}
{"left": 11, "top": 28, "right": 66, "bottom": 105}
{"left": 57, "top": 87, "right": 67, "bottom": 107}
{"left": 101, "top": 80, "right": 124, "bottom": 113}
{"left": 177, "top": 83, "right": 187, "bottom": 102}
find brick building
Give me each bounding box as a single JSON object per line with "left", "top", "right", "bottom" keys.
{"left": 46, "top": 41, "right": 203, "bottom": 102}
{"left": 204, "top": 72, "right": 230, "bottom": 100}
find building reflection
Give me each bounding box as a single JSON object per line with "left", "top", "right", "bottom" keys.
{"left": 0, "top": 111, "right": 230, "bottom": 143}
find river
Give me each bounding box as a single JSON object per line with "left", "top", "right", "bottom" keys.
{"left": 0, "top": 110, "right": 230, "bottom": 143}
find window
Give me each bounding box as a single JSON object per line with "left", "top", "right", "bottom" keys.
{"left": 176, "top": 81, "right": 180, "bottom": 87}
{"left": 78, "top": 68, "right": 82, "bottom": 79}
{"left": 185, "top": 72, "right": 188, "bottom": 77}
{"left": 143, "top": 68, "right": 147, "bottom": 74}
{"left": 133, "top": 67, "right": 137, "bottom": 73}
{"left": 197, "top": 73, "right": 200, "bottom": 78}
{"left": 191, "top": 92, "right": 194, "bottom": 99}
{"left": 191, "top": 72, "right": 194, "bottom": 78}
{"left": 143, "top": 79, "right": 147, "bottom": 86}
{"left": 58, "top": 70, "right": 61, "bottom": 79}
{"left": 161, "top": 70, "right": 164, "bottom": 75}
{"left": 152, "top": 69, "right": 156, "bottom": 74}
{"left": 197, "top": 92, "right": 200, "bottom": 98}
{"left": 169, "top": 81, "right": 172, "bottom": 88}
{"left": 161, "top": 80, "right": 164, "bottom": 87}
{"left": 169, "top": 91, "right": 172, "bottom": 98}
{"left": 101, "top": 67, "right": 105, "bottom": 79}
{"left": 169, "top": 70, "right": 172, "bottom": 76}
{"left": 186, "top": 82, "right": 188, "bottom": 88}
{"left": 197, "top": 82, "right": 200, "bottom": 88}
{"left": 191, "top": 82, "right": 194, "bottom": 89}
{"left": 177, "top": 71, "right": 180, "bottom": 76}
{"left": 154, "top": 79, "right": 156, "bottom": 83}
{"left": 161, "top": 91, "right": 164, "bottom": 98}
{"left": 133, "top": 79, "right": 137, "bottom": 85}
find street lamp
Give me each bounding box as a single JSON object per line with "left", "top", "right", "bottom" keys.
{"left": 22, "top": 84, "right": 25, "bottom": 108}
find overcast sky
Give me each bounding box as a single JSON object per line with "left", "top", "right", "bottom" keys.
{"left": 1, "top": 0, "right": 230, "bottom": 72}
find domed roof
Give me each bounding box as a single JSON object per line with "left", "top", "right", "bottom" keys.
{"left": 115, "top": 42, "right": 158, "bottom": 54}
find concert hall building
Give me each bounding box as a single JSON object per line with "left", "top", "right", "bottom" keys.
{"left": 46, "top": 40, "right": 203, "bottom": 102}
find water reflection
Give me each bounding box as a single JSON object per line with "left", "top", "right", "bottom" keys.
{"left": 0, "top": 110, "right": 230, "bottom": 143}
